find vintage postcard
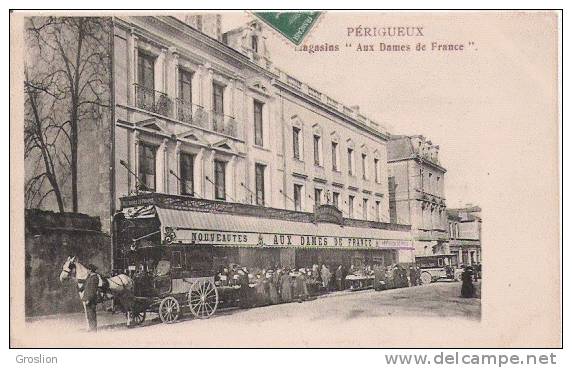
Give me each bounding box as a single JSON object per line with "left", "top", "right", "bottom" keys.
{"left": 9, "top": 10, "right": 561, "bottom": 348}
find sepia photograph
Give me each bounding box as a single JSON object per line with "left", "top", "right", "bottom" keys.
{"left": 9, "top": 9, "right": 561, "bottom": 348}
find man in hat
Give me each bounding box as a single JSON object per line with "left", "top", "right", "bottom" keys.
{"left": 81, "top": 264, "right": 100, "bottom": 332}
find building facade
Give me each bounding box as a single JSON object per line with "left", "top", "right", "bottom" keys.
{"left": 447, "top": 206, "right": 482, "bottom": 266}
{"left": 387, "top": 135, "right": 448, "bottom": 258}
{"left": 110, "top": 15, "right": 413, "bottom": 270}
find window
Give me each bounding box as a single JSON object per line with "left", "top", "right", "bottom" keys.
{"left": 314, "top": 188, "right": 322, "bottom": 207}
{"left": 137, "top": 52, "right": 155, "bottom": 90}
{"left": 254, "top": 100, "right": 264, "bottom": 146}
{"left": 180, "top": 152, "right": 195, "bottom": 196}
{"left": 348, "top": 195, "right": 354, "bottom": 218}
{"left": 195, "top": 15, "right": 203, "bottom": 31}
{"left": 179, "top": 69, "right": 193, "bottom": 104}
{"left": 294, "top": 184, "right": 303, "bottom": 211}
{"left": 293, "top": 127, "right": 301, "bottom": 159}
{"left": 255, "top": 163, "right": 265, "bottom": 206}
{"left": 347, "top": 148, "right": 354, "bottom": 175}
{"left": 375, "top": 200, "right": 381, "bottom": 222}
{"left": 138, "top": 143, "right": 157, "bottom": 192}
{"left": 428, "top": 172, "right": 433, "bottom": 193}
{"left": 213, "top": 83, "right": 225, "bottom": 127}
{"left": 214, "top": 160, "right": 226, "bottom": 200}
{"left": 331, "top": 142, "right": 338, "bottom": 171}
{"left": 313, "top": 135, "right": 321, "bottom": 166}
{"left": 363, "top": 198, "right": 369, "bottom": 220}
{"left": 362, "top": 153, "right": 368, "bottom": 180}
{"left": 333, "top": 192, "right": 340, "bottom": 208}
{"left": 251, "top": 35, "right": 259, "bottom": 53}
{"left": 374, "top": 158, "right": 380, "bottom": 183}
{"left": 171, "top": 251, "right": 184, "bottom": 269}
{"left": 436, "top": 176, "right": 441, "bottom": 194}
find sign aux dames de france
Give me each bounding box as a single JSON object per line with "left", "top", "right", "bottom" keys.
{"left": 170, "top": 229, "right": 412, "bottom": 250}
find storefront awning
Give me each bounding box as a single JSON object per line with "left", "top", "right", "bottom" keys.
{"left": 154, "top": 207, "right": 413, "bottom": 250}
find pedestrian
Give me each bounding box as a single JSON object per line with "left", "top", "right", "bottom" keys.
{"left": 279, "top": 268, "right": 292, "bottom": 303}
{"left": 267, "top": 271, "right": 279, "bottom": 305}
{"left": 321, "top": 264, "right": 331, "bottom": 291}
{"left": 238, "top": 268, "right": 250, "bottom": 309}
{"left": 373, "top": 265, "right": 386, "bottom": 291}
{"left": 296, "top": 269, "right": 309, "bottom": 302}
{"left": 81, "top": 264, "right": 100, "bottom": 332}
{"left": 461, "top": 266, "right": 476, "bottom": 298}
{"left": 335, "top": 265, "right": 344, "bottom": 291}
{"left": 409, "top": 266, "right": 417, "bottom": 286}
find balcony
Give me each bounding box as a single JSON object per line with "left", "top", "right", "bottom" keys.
{"left": 134, "top": 84, "right": 173, "bottom": 118}
{"left": 175, "top": 99, "right": 239, "bottom": 139}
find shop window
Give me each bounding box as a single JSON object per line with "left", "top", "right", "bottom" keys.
{"left": 255, "top": 163, "right": 266, "bottom": 206}
{"left": 294, "top": 184, "right": 303, "bottom": 211}
{"left": 254, "top": 100, "right": 264, "bottom": 146}
{"left": 138, "top": 143, "right": 157, "bottom": 192}
{"left": 293, "top": 126, "right": 301, "bottom": 159}
{"left": 214, "top": 159, "right": 226, "bottom": 200}
{"left": 180, "top": 152, "right": 195, "bottom": 196}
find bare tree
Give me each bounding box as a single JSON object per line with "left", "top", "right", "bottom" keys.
{"left": 25, "top": 17, "right": 111, "bottom": 212}
{"left": 24, "top": 68, "right": 67, "bottom": 211}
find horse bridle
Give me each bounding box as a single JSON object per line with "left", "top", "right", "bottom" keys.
{"left": 62, "top": 259, "right": 76, "bottom": 276}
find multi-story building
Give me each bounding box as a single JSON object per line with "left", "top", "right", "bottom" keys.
{"left": 108, "top": 15, "right": 413, "bottom": 269}
{"left": 447, "top": 206, "right": 482, "bottom": 266}
{"left": 387, "top": 135, "right": 448, "bottom": 257}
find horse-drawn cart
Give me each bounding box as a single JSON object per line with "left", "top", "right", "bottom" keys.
{"left": 112, "top": 203, "right": 220, "bottom": 326}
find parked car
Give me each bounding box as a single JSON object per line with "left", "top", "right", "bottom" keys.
{"left": 415, "top": 254, "right": 462, "bottom": 284}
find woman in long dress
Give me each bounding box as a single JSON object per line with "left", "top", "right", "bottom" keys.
{"left": 461, "top": 266, "right": 475, "bottom": 298}
{"left": 279, "top": 270, "right": 292, "bottom": 303}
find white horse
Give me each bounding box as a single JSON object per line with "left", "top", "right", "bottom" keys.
{"left": 59, "top": 256, "right": 134, "bottom": 330}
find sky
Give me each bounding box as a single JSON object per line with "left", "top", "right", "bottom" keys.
{"left": 219, "top": 11, "right": 558, "bottom": 211}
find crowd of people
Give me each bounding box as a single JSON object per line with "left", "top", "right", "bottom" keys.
{"left": 213, "top": 263, "right": 426, "bottom": 308}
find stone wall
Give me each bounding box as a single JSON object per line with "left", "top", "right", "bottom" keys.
{"left": 25, "top": 209, "right": 111, "bottom": 317}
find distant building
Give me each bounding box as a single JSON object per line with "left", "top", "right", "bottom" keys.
{"left": 387, "top": 135, "right": 448, "bottom": 257}
{"left": 448, "top": 206, "right": 482, "bottom": 266}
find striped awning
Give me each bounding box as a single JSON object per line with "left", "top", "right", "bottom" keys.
{"left": 154, "top": 207, "right": 413, "bottom": 250}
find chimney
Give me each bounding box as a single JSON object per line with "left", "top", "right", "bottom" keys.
{"left": 184, "top": 14, "right": 222, "bottom": 41}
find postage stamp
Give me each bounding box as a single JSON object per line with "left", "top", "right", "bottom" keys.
{"left": 252, "top": 11, "right": 322, "bottom": 45}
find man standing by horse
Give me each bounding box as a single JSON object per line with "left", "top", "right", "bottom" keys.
{"left": 60, "top": 256, "right": 134, "bottom": 332}
{"left": 81, "top": 264, "right": 100, "bottom": 332}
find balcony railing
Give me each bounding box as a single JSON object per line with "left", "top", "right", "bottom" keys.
{"left": 175, "top": 99, "right": 239, "bottom": 138}
{"left": 134, "top": 84, "right": 173, "bottom": 118}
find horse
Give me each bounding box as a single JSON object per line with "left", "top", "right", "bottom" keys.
{"left": 59, "top": 256, "right": 135, "bottom": 330}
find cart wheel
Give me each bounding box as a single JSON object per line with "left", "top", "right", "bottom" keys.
{"left": 188, "top": 279, "right": 219, "bottom": 319}
{"left": 421, "top": 272, "right": 432, "bottom": 285}
{"left": 159, "top": 297, "right": 180, "bottom": 324}
{"left": 131, "top": 310, "right": 146, "bottom": 326}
